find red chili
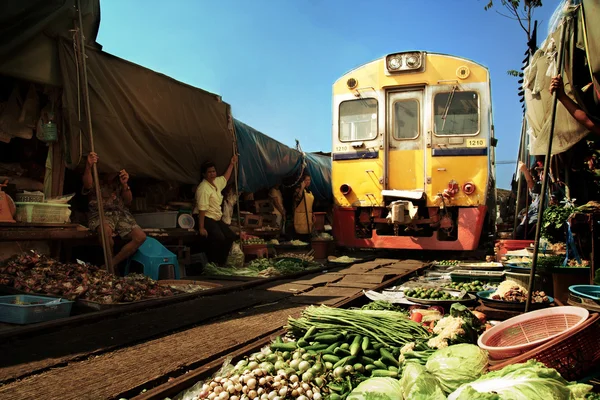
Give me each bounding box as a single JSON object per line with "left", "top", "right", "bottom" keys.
{"left": 410, "top": 312, "right": 423, "bottom": 323}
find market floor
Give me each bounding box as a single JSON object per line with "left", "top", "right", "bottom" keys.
{"left": 0, "top": 259, "right": 426, "bottom": 400}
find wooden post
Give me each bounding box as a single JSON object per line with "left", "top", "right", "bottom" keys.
{"left": 513, "top": 118, "right": 527, "bottom": 237}
{"left": 526, "top": 21, "right": 567, "bottom": 312}
{"left": 76, "top": 0, "right": 114, "bottom": 274}
{"left": 229, "top": 112, "right": 243, "bottom": 252}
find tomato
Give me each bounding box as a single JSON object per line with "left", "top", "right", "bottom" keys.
{"left": 410, "top": 312, "right": 423, "bottom": 323}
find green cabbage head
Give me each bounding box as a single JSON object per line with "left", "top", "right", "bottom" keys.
{"left": 346, "top": 377, "right": 403, "bottom": 400}
{"left": 426, "top": 343, "right": 488, "bottom": 394}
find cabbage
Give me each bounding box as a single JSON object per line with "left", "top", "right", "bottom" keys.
{"left": 448, "top": 360, "right": 593, "bottom": 400}
{"left": 346, "top": 377, "right": 403, "bottom": 400}
{"left": 399, "top": 362, "right": 446, "bottom": 400}
{"left": 426, "top": 344, "right": 488, "bottom": 394}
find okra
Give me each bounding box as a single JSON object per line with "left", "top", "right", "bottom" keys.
{"left": 270, "top": 342, "right": 297, "bottom": 351}
{"left": 371, "top": 369, "right": 398, "bottom": 378}
{"left": 303, "top": 326, "right": 317, "bottom": 340}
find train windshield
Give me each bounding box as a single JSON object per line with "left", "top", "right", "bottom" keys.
{"left": 339, "top": 98, "right": 378, "bottom": 141}
{"left": 433, "top": 91, "right": 479, "bottom": 135}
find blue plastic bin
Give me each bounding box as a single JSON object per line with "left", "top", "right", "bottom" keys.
{"left": 0, "top": 295, "right": 74, "bottom": 324}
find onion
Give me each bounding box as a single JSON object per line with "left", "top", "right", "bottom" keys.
{"left": 301, "top": 372, "right": 313, "bottom": 382}
{"left": 289, "top": 359, "right": 300, "bottom": 370}
{"left": 231, "top": 396, "right": 239, "bottom": 400}
{"left": 344, "top": 365, "right": 354, "bottom": 374}
{"left": 278, "top": 387, "right": 288, "bottom": 397}
{"left": 247, "top": 378, "right": 257, "bottom": 390}
{"left": 313, "top": 393, "right": 322, "bottom": 400}
{"left": 290, "top": 375, "right": 299, "bottom": 383}
{"left": 298, "top": 361, "right": 310, "bottom": 372}
{"left": 219, "top": 392, "right": 230, "bottom": 400}
{"left": 248, "top": 390, "right": 258, "bottom": 399}
{"left": 214, "top": 386, "right": 224, "bottom": 395}
{"left": 333, "top": 366, "right": 345, "bottom": 378}
{"left": 235, "top": 383, "right": 243, "bottom": 392}
{"left": 292, "top": 389, "right": 299, "bottom": 397}
{"left": 268, "top": 391, "right": 278, "bottom": 400}
{"left": 306, "top": 389, "right": 313, "bottom": 398}
{"left": 292, "top": 351, "right": 302, "bottom": 360}
{"left": 208, "top": 393, "right": 217, "bottom": 400}
{"left": 248, "top": 361, "right": 259, "bottom": 370}
{"left": 297, "top": 396, "right": 308, "bottom": 400}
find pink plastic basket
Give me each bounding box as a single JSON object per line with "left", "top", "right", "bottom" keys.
{"left": 478, "top": 306, "right": 589, "bottom": 360}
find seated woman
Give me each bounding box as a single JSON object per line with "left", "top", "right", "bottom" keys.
{"left": 293, "top": 173, "right": 314, "bottom": 241}
{"left": 194, "top": 156, "right": 238, "bottom": 266}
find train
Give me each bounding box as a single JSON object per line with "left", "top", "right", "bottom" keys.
{"left": 331, "top": 51, "right": 496, "bottom": 251}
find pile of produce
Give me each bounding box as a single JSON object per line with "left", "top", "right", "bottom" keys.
{"left": 491, "top": 280, "right": 550, "bottom": 303}
{"left": 183, "top": 300, "right": 596, "bottom": 400}
{"left": 277, "top": 253, "right": 315, "bottom": 262}
{"left": 444, "top": 281, "right": 499, "bottom": 293}
{"left": 403, "top": 287, "right": 460, "bottom": 301}
{"left": 203, "top": 258, "right": 316, "bottom": 278}
{"left": 243, "top": 238, "right": 267, "bottom": 246}
{"left": 434, "top": 260, "right": 460, "bottom": 267}
{"left": 0, "top": 251, "right": 178, "bottom": 303}
{"left": 427, "top": 304, "right": 485, "bottom": 349}
{"left": 328, "top": 256, "right": 359, "bottom": 264}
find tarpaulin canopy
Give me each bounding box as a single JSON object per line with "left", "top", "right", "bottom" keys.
{"left": 525, "top": 2, "right": 598, "bottom": 156}
{"left": 234, "top": 119, "right": 332, "bottom": 201}
{"left": 0, "top": 0, "right": 100, "bottom": 86}
{"left": 58, "top": 39, "right": 233, "bottom": 183}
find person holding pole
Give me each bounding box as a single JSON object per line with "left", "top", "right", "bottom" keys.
{"left": 83, "top": 152, "right": 146, "bottom": 272}
{"left": 194, "top": 156, "right": 238, "bottom": 266}
{"left": 550, "top": 76, "right": 600, "bottom": 135}
{"left": 293, "top": 173, "right": 315, "bottom": 241}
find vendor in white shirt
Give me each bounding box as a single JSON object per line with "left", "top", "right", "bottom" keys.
{"left": 194, "top": 156, "right": 238, "bottom": 266}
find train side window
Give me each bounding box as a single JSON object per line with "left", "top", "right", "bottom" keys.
{"left": 433, "top": 91, "right": 479, "bottom": 136}
{"left": 339, "top": 98, "right": 378, "bottom": 142}
{"left": 393, "top": 99, "right": 419, "bottom": 140}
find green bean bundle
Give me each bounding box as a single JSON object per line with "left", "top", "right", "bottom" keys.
{"left": 287, "top": 305, "right": 431, "bottom": 348}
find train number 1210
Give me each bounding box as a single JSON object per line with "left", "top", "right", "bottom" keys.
{"left": 466, "top": 138, "right": 486, "bottom": 148}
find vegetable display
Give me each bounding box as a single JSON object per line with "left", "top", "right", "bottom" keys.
{"left": 434, "top": 260, "right": 460, "bottom": 266}
{"left": 425, "top": 344, "right": 489, "bottom": 394}
{"left": 404, "top": 287, "right": 458, "bottom": 301}
{"left": 398, "top": 362, "right": 446, "bottom": 400}
{"left": 427, "top": 304, "right": 484, "bottom": 349}
{"left": 0, "top": 251, "right": 178, "bottom": 303}
{"left": 243, "top": 238, "right": 267, "bottom": 245}
{"left": 444, "top": 281, "right": 498, "bottom": 293}
{"left": 448, "top": 360, "right": 593, "bottom": 400}
{"left": 287, "top": 305, "right": 430, "bottom": 348}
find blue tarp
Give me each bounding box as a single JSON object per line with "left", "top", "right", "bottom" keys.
{"left": 234, "top": 119, "right": 332, "bottom": 202}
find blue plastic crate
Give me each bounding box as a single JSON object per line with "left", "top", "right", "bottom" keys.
{"left": 0, "top": 295, "right": 73, "bottom": 324}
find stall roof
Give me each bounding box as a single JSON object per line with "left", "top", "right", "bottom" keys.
{"left": 235, "top": 119, "right": 332, "bottom": 202}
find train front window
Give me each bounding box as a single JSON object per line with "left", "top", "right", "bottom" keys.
{"left": 339, "top": 98, "right": 378, "bottom": 142}
{"left": 393, "top": 99, "right": 419, "bottom": 140}
{"left": 433, "top": 91, "right": 479, "bottom": 135}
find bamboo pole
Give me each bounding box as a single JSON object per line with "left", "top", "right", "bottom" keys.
{"left": 229, "top": 114, "right": 243, "bottom": 252}
{"left": 525, "top": 20, "right": 568, "bottom": 312}
{"left": 76, "top": 0, "right": 114, "bottom": 274}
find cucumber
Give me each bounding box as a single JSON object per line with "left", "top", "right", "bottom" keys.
{"left": 314, "top": 334, "right": 343, "bottom": 344}
{"left": 322, "top": 342, "right": 339, "bottom": 354}
{"left": 340, "top": 343, "right": 350, "bottom": 350}
{"left": 373, "top": 359, "right": 387, "bottom": 369}
{"left": 380, "top": 348, "right": 400, "bottom": 367}
{"left": 361, "top": 336, "right": 370, "bottom": 352}
{"left": 305, "top": 343, "right": 328, "bottom": 351}
{"left": 303, "top": 326, "right": 317, "bottom": 340}
{"left": 372, "top": 343, "right": 385, "bottom": 350}
{"left": 334, "top": 347, "right": 351, "bottom": 357}
{"left": 360, "top": 356, "right": 376, "bottom": 365}
{"left": 364, "top": 349, "right": 379, "bottom": 358}
{"left": 275, "top": 336, "right": 283, "bottom": 344}
{"left": 364, "top": 364, "right": 377, "bottom": 372}
{"left": 371, "top": 369, "right": 398, "bottom": 378}
{"left": 322, "top": 354, "right": 341, "bottom": 364}
{"left": 297, "top": 338, "right": 309, "bottom": 348}
{"left": 333, "top": 356, "right": 355, "bottom": 369}
{"left": 388, "top": 365, "right": 399, "bottom": 373}
{"left": 270, "top": 342, "right": 297, "bottom": 351}
{"left": 350, "top": 335, "right": 362, "bottom": 356}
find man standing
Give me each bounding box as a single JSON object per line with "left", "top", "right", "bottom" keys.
{"left": 82, "top": 152, "right": 146, "bottom": 272}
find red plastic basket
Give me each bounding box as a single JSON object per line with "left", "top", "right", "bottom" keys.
{"left": 478, "top": 306, "right": 589, "bottom": 360}
{"left": 489, "top": 313, "right": 600, "bottom": 381}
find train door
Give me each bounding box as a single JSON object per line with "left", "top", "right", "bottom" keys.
{"left": 386, "top": 89, "right": 426, "bottom": 194}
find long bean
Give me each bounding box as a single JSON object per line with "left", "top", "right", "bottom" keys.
{"left": 287, "top": 305, "right": 430, "bottom": 347}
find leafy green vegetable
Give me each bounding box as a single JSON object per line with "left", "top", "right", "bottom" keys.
{"left": 346, "top": 377, "right": 404, "bottom": 400}
{"left": 399, "top": 362, "right": 447, "bottom": 400}
{"left": 358, "top": 301, "right": 407, "bottom": 313}
{"left": 542, "top": 205, "right": 578, "bottom": 241}
{"left": 426, "top": 344, "right": 488, "bottom": 394}
{"left": 449, "top": 303, "right": 483, "bottom": 344}
{"left": 448, "top": 360, "right": 594, "bottom": 400}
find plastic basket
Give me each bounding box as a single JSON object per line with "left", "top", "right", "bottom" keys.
{"left": 478, "top": 306, "right": 589, "bottom": 360}
{"left": 15, "top": 202, "right": 71, "bottom": 223}
{"left": 0, "top": 295, "right": 73, "bottom": 324}
{"left": 489, "top": 313, "right": 600, "bottom": 381}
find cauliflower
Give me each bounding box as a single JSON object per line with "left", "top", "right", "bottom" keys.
{"left": 427, "top": 316, "right": 465, "bottom": 349}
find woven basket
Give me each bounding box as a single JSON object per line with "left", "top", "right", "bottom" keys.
{"left": 489, "top": 313, "right": 600, "bottom": 381}
{"left": 478, "top": 306, "right": 589, "bottom": 360}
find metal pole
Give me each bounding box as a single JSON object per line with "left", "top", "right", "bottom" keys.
{"left": 76, "top": 0, "right": 114, "bottom": 274}
{"left": 229, "top": 115, "right": 243, "bottom": 252}
{"left": 526, "top": 21, "right": 568, "bottom": 312}
{"left": 513, "top": 118, "right": 527, "bottom": 237}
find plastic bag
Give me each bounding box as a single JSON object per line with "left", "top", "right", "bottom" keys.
{"left": 227, "top": 242, "right": 245, "bottom": 269}
{"left": 172, "top": 356, "right": 234, "bottom": 400}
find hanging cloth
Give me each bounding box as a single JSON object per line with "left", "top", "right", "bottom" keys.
{"left": 294, "top": 189, "right": 314, "bottom": 235}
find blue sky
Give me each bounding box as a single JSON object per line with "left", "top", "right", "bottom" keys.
{"left": 97, "top": 0, "right": 559, "bottom": 189}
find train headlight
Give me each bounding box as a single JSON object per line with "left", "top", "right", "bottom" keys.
{"left": 385, "top": 52, "right": 425, "bottom": 73}
{"left": 387, "top": 55, "right": 402, "bottom": 71}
